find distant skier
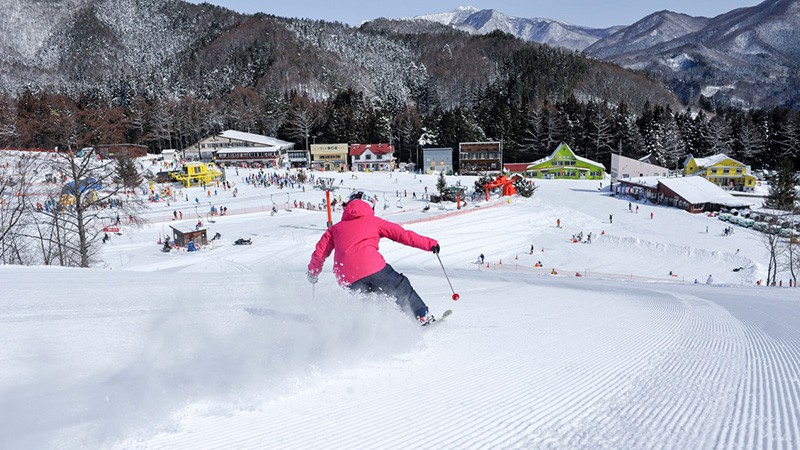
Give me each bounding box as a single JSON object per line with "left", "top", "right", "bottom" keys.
{"left": 479, "top": 253, "right": 485, "bottom": 264}
{"left": 706, "top": 274, "right": 714, "bottom": 285}
{"left": 609, "top": 214, "right": 613, "bottom": 224}
{"left": 307, "top": 191, "right": 440, "bottom": 324}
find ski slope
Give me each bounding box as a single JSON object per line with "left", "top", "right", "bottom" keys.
{"left": 1, "top": 168, "right": 798, "bottom": 449}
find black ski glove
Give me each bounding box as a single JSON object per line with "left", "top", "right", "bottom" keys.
{"left": 306, "top": 271, "right": 318, "bottom": 284}
{"left": 431, "top": 244, "right": 440, "bottom": 254}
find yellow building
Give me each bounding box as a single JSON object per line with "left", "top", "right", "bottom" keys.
{"left": 683, "top": 153, "right": 756, "bottom": 192}
{"left": 310, "top": 143, "right": 349, "bottom": 171}
{"left": 170, "top": 162, "right": 222, "bottom": 188}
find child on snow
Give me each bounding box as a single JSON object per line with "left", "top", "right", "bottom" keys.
{"left": 307, "top": 191, "right": 440, "bottom": 324}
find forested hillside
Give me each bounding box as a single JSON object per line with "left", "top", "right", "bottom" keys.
{"left": 0, "top": 0, "right": 797, "bottom": 172}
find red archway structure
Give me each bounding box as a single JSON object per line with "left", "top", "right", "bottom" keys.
{"left": 483, "top": 174, "right": 518, "bottom": 201}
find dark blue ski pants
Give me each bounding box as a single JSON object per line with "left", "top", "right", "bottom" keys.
{"left": 348, "top": 264, "right": 428, "bottom": 317}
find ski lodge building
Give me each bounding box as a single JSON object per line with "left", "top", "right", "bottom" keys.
{"left": 310, "top": 143, "right": 349, "bottom": 171}
{"left": 683, "top": 153, "right": 757, "bottom": 192}
{"left": 349, "top": 144, "right": 395, "bottom": 172}
{"left": 610, "top": 153, "right": 671, "bottom": 181}
{"left": 459, "top": 142, "right": 502, "bottom": 175}
{"left": 190, "top": 130, "right": 304, "bottom": 167}
{"left": 615, "top": 175, "right": 751, "bottom": 213}
{"left": 526, "top": 143, "right": 605, "bottom": 180}
{"left": 423, "top": 148, "right": 454, "bottom": 174}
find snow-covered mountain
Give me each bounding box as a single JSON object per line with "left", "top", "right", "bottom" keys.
{"left": 2, "top": 0, "right": 799, "bottom": 111}
{"left": 414, "top": 6, "right": 621, "bottom": 51}
{"left": 584, "top": 0, "right": 800, "bottom": 108}
{"left": 0, "top": 0, "right": 677, "bottom": 117}
{"left": 413, "top": 1, "right": 800, "bottom": 109}
{"left": 584, "top": 11, "right": 711, "bottom": 59}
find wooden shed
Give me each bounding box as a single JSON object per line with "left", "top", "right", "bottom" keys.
{"left": 170, "top": 226, "right": 208, "bottom": 248}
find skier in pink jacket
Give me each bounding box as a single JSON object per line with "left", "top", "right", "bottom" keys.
{"left": 307, "top": 191, "right": 440, "bottom": 324}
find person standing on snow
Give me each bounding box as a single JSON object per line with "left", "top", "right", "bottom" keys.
{"left": 307, "top": 191, "right": 440, "bottom": 324}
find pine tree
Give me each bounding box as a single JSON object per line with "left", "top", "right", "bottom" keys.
{"left": 436, "top": 170, "right": 447, "bottom": 196}
{"left": 766, "top": 158, "right": 798, "bottom": 211}
{"left": 513, "top": 176, "right": 535, "bottom": 198}
{"left": 115, "top": 153, "right": 142, "bottom": 189}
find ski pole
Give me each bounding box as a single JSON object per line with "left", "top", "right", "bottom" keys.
{"left": 436, "top": 253, "right": 460, "bottom": 301}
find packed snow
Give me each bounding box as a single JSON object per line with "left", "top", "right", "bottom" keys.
{"left": 1, "top": 164, "right": 799, "bottom": 449}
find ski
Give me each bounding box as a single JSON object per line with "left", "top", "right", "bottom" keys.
{"left": 423, "top": 309, "right": 452, "bottom": 327}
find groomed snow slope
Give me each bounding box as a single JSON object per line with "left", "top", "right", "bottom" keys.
{"left": 1, "top": 168, "right": 798, "bottom": 449}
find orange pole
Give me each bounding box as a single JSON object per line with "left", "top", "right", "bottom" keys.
{"left": 325, "top": 190, "right": 333, "bottom": 228}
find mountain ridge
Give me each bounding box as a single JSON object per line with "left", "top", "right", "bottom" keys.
{"left": 0, "top": 0, "right": 797, "bottom": 111}
{"left": 408, "top": 1, "right": 800, "bottom": 108}
{"left": 414, "top": 7, "right": 621, "bottom": 51}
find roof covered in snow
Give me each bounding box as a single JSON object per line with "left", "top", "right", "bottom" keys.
{"left": 215, "top": 146, "right": 281, "bottom": 155}
{"left": 691, "top": 153, "right": 748, "bottom": 171}
{"left": 218, "top": 130, "right": 294, "bottom": 149}
{"left": 659, "top": 176, "right": 751, "bottom": 207}
{"left": 625, "top": 175, "right": 753, "bottom": 208}
{"left": 529, "top": 143, "right": 604, "bottom": 169}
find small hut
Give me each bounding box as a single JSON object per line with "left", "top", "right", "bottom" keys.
{"left": 170, "top": 226, "right": 208, "bottom": 248}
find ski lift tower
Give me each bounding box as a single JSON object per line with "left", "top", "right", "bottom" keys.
{"left": 318, "top": 177, "right": 337, "bottom": 228}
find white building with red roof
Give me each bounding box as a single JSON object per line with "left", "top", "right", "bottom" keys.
{"left": 349, "top": 144, "right": 395, "bottom": 172}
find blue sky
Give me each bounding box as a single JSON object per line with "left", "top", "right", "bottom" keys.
{"left": 187, "top": 1, "right": 762, "bottom": 28}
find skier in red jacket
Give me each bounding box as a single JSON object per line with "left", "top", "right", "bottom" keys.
{"left": 307, "top": 191, "right": 440, "bottom": 324}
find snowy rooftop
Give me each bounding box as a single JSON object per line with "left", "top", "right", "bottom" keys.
{"left": 215, "top": 146, "right": 282, "bottom": 155}
{"left": 659, "top": 176, "right": 752, "bottom": 207}
{"left": 692, "top": 153, "right": 750, "bottom": 173}
{"left": 626, "top": 175, "right": 753, "bottom": 207}
{"left": 622, "top": 175, "right": 661, "bottom": 188}
{"left": 219, "top": 130, "right": 294, "bottom": 149}
{"left": 530, "top": 143, "right": 603, "bottom": 168}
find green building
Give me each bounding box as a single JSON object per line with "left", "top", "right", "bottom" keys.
{"left": 526, "top": 143, "right": 606, "bottom": 180}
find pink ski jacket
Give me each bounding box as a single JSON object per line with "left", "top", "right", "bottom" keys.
{"left": 308, "top": 199, "right": 438, "bottom": 286}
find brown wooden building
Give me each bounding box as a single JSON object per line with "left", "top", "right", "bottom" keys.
{"left": 458, "top": 142, "right": 502, "bottom": 175}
